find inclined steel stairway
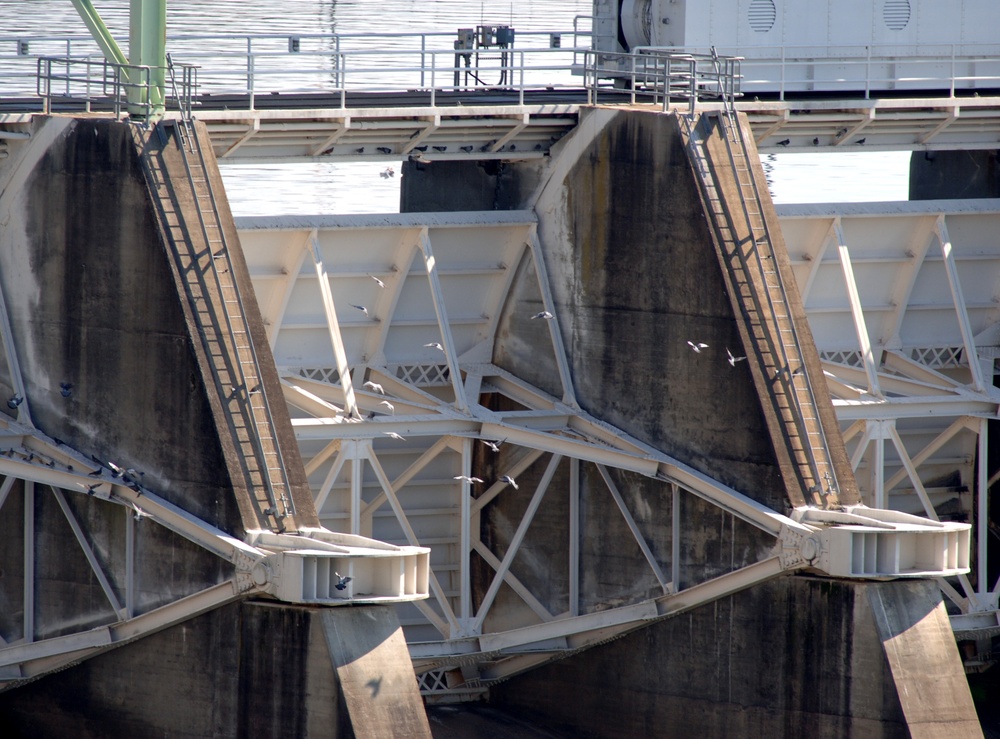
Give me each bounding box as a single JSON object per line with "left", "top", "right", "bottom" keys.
{"left": 681, "top": 111, "right": 842, "bottom": 508}
{"left": 137, "top": 120, "right": 297, "bottom": 531}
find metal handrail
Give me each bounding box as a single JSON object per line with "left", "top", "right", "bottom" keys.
{"left": 583, "top": 49, "right": 742, "bottom": 113}
{"left": 35, "top": 54, "right": 199, "bottom": 119}
{"left": 173, "top": 123, "right": 296, "bottom": 525}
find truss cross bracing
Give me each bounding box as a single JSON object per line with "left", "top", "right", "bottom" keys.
{"left": 234, "top": 209, "right": 970, "bottom": 697}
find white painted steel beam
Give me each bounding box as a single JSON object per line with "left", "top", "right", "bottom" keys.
{"left": 835, "top": 222, "right": 883, "bottom": 399}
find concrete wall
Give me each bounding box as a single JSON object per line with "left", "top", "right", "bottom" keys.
{"left": 910, "top": 150, "right": 1000, "bottom": 200}
{"left": 492, "top": 577, "right": 912, "bottom": 738}
{"left": 0, "top": 116, "right": 244, "bottom": 534}
{"left": 0, "top": 602, "right": 342, "bottom": 738}
{"left": 0, "top": 116, "right": 427, "bottom": 736}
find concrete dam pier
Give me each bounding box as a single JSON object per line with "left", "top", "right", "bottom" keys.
{"left": 0, "top": 106, "right": 982, "bottom": 736}
{"left": 0, "top": 116, "right": 430, "bottom": 737}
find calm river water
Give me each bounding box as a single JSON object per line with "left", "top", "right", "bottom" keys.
{"left": 0, "top": 0, "right": 910, "bottom": 212}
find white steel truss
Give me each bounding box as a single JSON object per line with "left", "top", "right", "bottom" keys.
{"left": 236, "top": 210, "right": 970, "bottom": 696}
{"left": 779, "top": 199, "right": 1000, "bottom": 656}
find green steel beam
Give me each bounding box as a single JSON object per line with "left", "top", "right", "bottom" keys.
{"left": 129, "top": 0, "right": 167, "bottom": 113}
{"left": 69, "top": 0, "right": 129, "bottom": 66}
{"left": 69, "top": 0, "right": 167, "bottom": 117}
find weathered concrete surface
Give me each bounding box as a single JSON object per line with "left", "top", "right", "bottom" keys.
{"left": 400, "top": 158, "right": 548, "bottom": 212}
{"left": 868, "top": 582, "right": 983, "bottom": 738}
{"left": 0, "top": 602, "right": 388, "bottom": 738}
{"left": 491, "top": 577, "right": 917, "bottom": 738}
{"left": 0, "top": 116, "right": 420, "bottom": 734}
{"left": 323, "top": 606, "right": 432, "bottom": 739}
{"left": 0, "top": 116, "right": 244, "bottom": 534}
{"left": 0, "top": 116, "right": 235, "bottom": 640}
{"left": 910, "top": 150, "right": 1000, "bottom": 200}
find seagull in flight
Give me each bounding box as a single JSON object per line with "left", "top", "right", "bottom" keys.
{"left": 130, "top": 502, "right": 151, "bottom": 521}
{"left": 454, "top": 475, "right": 484, "bottom": 484}
{"left": 383, "top": 431, "right": 406, "bottom": 441}
{"left": 481, "top": 438, "right": 505, "bottom": 453}
{"left": 727, "top": 348, "right": 747, "bottom": 366}
{"left": 499, "top": 474, "right": 519, "bottom": 490}
{"left": 531, "top": 311, "right": 554, "bottom": 320}
{"left": 687, "top": 341, "right": 709, "bottom": 353}
{"left": 424, "top": 342, "right": 444, "bottom": 351}
{"left": 334, "top": 572, "right": 353, "bottom": 590}
{"left": 363, "top": 381, "right": 385, "bottom": 394}
{"left": 350, "top": 304, "right": 369, "bottom": 317}
{"left": 369, "top": 274, "right": 386, "bottom": 288}
{"left": 379, "top": 400, "right": 394, "bottom": 414}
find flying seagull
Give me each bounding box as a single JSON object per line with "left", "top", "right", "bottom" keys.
{"left": 6, "top": 395, "right": 22, "bottom": 409}
{"left": 60, "top": 382, "right": 74, "bottom": 398}
{"left": 531, "top": 311, "right": 554, "bottom": 320}
{"left": 363, "top": 381, "right": 385, "bottom": 394}
{"left": 379, "top": 400, "right": 394, "bottom": 414}
{"left": 369, "top": 274, "right": 386, "bottom": 288}
{"left": 350, "top": 303, "right": 369, "bottom": 317}
{"left": 454, "top": 475, "right": 484, "bottom": 484}
{"left": 334, "top": 572, "right": 352, "bottom": 591}
{"left": 424, "top": 342, "right": 445, "bottom": 351}
{"left": 383, "top": 431, "right": 406, "bottom": 441}
{"left": 499, "top": 474, "right": 519, "bottom": 490}
{"left": 687, "top": 341, "right": 709, "bottom": 353}
{"left": 727, "top": 348, "right": 747, "bottom": 367}
{"left": 481, "top": 438, "right": 505, "bottom": 453}
{"left": 129, "top": 501, "right": 151, "bottom": 521}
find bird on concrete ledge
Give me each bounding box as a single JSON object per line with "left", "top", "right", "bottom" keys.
{"left": 335, "top": 572, "right": 353, "bottom": 590}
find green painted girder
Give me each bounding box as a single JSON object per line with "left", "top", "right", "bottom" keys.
{"left": 69, "top": 0, "right": 166, "bottom": 117}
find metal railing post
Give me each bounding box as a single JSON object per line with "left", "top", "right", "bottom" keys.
{"left": 246, "top": 37, "right": 254, "bottom": 111}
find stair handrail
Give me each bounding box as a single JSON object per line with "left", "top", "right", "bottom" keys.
{"left": 713, "top": 109, "right": 841, "bottom": 499}
{"left": 173, "top": 122, "right": 297, "bottom": 525}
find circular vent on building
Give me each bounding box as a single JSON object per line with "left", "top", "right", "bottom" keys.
{"left": 749, "top": 0, "right": 777, "bottom": 33}
{"left": 883, "top": 0, "right": 910, "bottom": 30}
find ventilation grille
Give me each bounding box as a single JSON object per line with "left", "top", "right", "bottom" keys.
{"left": 883, "top": 0, "right": 911, "bottom": 31}
{"left": 749, "top": 0, "right": 777, "bottom": 33}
